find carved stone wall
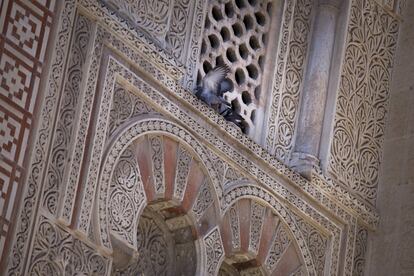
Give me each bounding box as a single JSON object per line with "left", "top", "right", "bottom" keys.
{"left": 0, "top": 0, "right": 406, "bottom": 275}
{"left": 264, "top": 0, "right": 314, "bottom": 160}
{"left": 327, "top": 0, "right": 400, "bottom": 204}
{"left": 198, "top": 0, "right": 276, "bottom": 134}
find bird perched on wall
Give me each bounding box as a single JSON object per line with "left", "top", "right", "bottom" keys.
{"left": 195, "top": 65, "right": 233, "bottom": 112}
{"left": 195, "top": 65, "right": 246, "bottom": 131}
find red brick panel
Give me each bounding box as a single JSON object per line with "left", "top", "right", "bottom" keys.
{"left": 0, "top": 0, "right": 55, "bottom": 263}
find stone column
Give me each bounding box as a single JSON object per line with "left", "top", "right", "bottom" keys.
{"left": 290, "top": 0, "right": 341, "bottom": 179}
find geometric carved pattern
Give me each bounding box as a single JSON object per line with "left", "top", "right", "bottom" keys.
{"left": 0, "top": 0, "right": 55, "bottom": 268}
{"left": 199, "top": 0, "right": 274, "bottom": 133}
{"left": 328, "top": 0, "right": 399, "bottom": 203}
{"left": 266, "top": 0, "right": 314, "bottom": 160}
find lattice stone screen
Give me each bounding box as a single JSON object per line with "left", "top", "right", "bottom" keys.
{"left": 198, "top": 0, "right": 276, "bottom": 134}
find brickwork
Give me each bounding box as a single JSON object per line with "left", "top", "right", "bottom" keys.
{"left": 0, "top": 0, "right": 56, "bottom": 266}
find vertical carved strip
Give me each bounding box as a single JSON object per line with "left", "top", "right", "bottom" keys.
{"left": 173, "top": 145, "right": 192, "bottom": 201}
{"left": 204, "top": 226, "right": 225, "bottom": 276}
{"left": 271, "top": 0, "right": 314, "bottom": 161}
{"left": 328, "top": 0, "right": 400, "bottom": 202}
{"left": 229, "top": 205, "right": 241, "bottom": 250}
{"left": 192, "top": 180, "right": 214, "bottom": 220}
{"left": 76, "top": 57, "right": 122, "bottom": 233}
{"left": 265, "top": 224, "right": 291, "bottom": 272}
{"left": 60, "top": 27, "right": 105, "bottom": 223}
{"left": 249, "top": 201, "right": 266, "bottom": 254}
{"left": 182, "top": 0, "right": 207, "bottom": 89}
{"left": 42, "top": 14, "right": 93, "bottom": 216}
{"left": 109, "top": 146, "right": 145, "bottom": 247}
{"left": 7, "top": 1, "right": 77, "bottom": 274}
{"left": 352, "top": 224, "right": 368, "bottom": 276}
{"left": 266, "top": 0, "right": 295, "bottom": 153}
{"left": 167, "top": 0, "right": 194, "bottom": 62}
{"left": 149, "top": 135, "right": 165, "bottom": 196}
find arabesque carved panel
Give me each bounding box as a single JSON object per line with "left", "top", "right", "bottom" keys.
{"left": 328, "top": 0, "right": 399, "bottom": 203}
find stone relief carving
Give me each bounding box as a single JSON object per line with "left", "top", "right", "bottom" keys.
{"left": 108, "top": 84, "right": 159, "bottom": 137}
{"left": 204, "top": 227, "right": 225, "bottom": 276}
{"left": 7, "top": 1, "right": 77, "bottom": 274}
{"left": 113, "top": 210, "right": 175, "bottom": 276}
{"left": 109, "top": 145, "right": 146, "bottom": 247}
{"left": 149, "top": 135, "right": 166, "bottom": 195}
{"left": 28, "top": 216, "right": 109, "bottom": 275}
{"left": 328, "top": 0, "right": 399, "bottom": 203}
{"left": 352, "top": 225, "right": 368, "bottom": 276}
{"left": 42, "top": 14, "right": 93, "bottom": 216}
{"left": 296, "top": 217, "right": 328, "bottom": 276}
{"left": 192, "top": 179, "right": 214, "bottom": 220}
{"left": 173, "top": 144, "right": 192, "bottom": 201}
{"left": 199, "top": 0, "right": 275, "bottom": 134}
{"left": 249, "top": 201, "right": 266, "bottom": 254}
{"left": 229, "top": 205, "right": 241, "bottom": 250}
{"left": 99, "top": 0, "right": 195, "bottom": 64}
{"left": 7, "top": 0, "right": 403, "bottom": 274}
{"left": 265, "top": 223, "right": 292, "bottom": 272}
{"left": 266, "top": 0, "right": 314, "bottom": 161}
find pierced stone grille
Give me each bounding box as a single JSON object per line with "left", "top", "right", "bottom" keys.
{"left": 198, "top": 0, "right": 274, "bottom": 133}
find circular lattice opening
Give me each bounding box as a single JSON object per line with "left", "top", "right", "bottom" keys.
{"left": 247, "top": 64, "right": 259, "bottom": 80}
{"left": 255, "top": 11, "right": 266, "bottom": 26}
{"left": 239, "top": 43, "right": 249, "bottom": 59}
{"left": 254, "top": 86, "right": 261, "bottom": 100}
{"left": 200, "top": 40, "right": 207, "bottom": 55}
{"left": 220, "top": 27, "right": 231, "bottom": 42}
{"left": 249, "top": 36, "right": 260, "bottom": 50}
{"left": 232, "top": 22, "right": 243, "bottom": 37}
{"left": 258, "top": 55, "right": 264, "bottom": 69}
{"left": 225, "top": 2, "right": 235, "bottom": 17}
{"left": 251, "top": 109, "right": 256, "bottom": 122}
{"left": 208, "top": 34, "right": 220, "bottom": 49}
{"left": 235, "top": 68, "right": 246, "bottom": 85}
{"left": 235, "top": 0, "right": 246, "bottom": 9}
{"left": 242, "top": 91, "right": 252, "bottom": 105}
{"left": 203, "top": 61, "right": 212, "bottom": 74}
{"left": 226, "top": 48, "right": 237, "bottom": 63}
{"left": 248, "top": 0, "right": 258, "bottom": 6}
{"left": 212, "top": 5, "right": 223, "bottom": 21}
{"left": 243, "top": 14, "right": 254, "bottom": 30}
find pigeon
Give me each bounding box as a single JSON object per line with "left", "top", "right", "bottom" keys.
{"left": 195, "top": 66, "right": 233, "bottom": 111}
{"left": 220, "top": 107, "right": 245, "bottom": 131}
{"left": 195, "top": 65, "right": 246, "bottom": 131}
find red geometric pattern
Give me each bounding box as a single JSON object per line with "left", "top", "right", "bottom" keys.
{"left": 0, "top": 0, "right": 55, "bottom": 267}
